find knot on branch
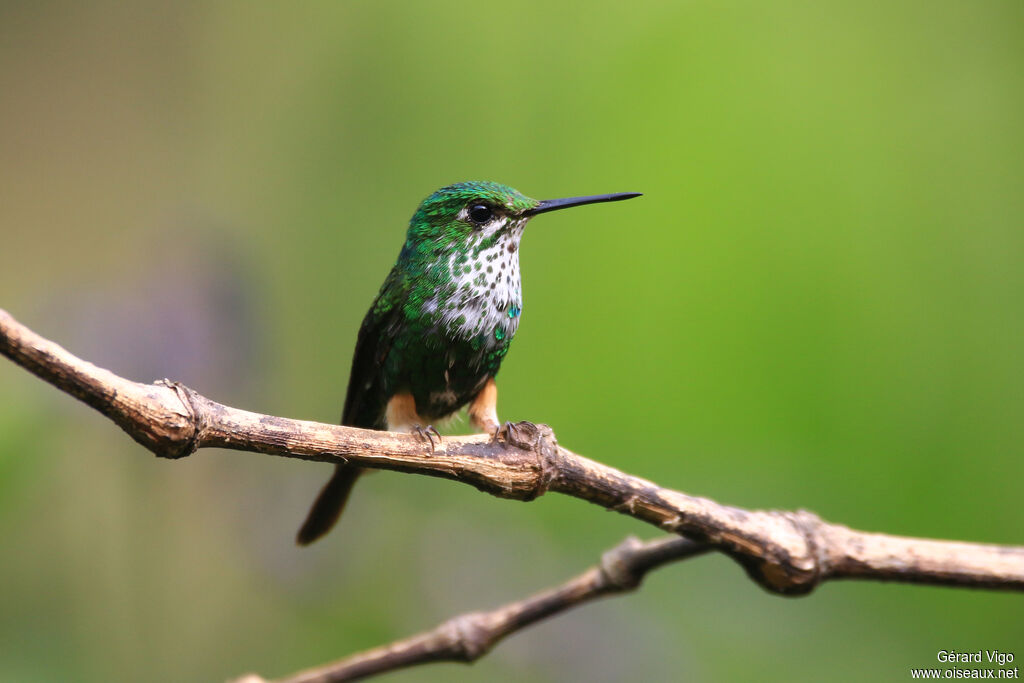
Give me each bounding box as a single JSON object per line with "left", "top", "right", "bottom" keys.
{"left": 528, "top": 423, "right": 560, "bottom": 500}
{"left": 136, "top": 379, "right": 203, "bottom": 459}
{"left": 441, "top": 612, "right": 496, "bottom": 662}
{"left": 599, "top": 536, "right": 646, "bottom": 590}
{"left": 492, "top": 421, "right": 560, "bottom": 501}
{"left": 740, "top": 509, "right": 829, "bottom": 596}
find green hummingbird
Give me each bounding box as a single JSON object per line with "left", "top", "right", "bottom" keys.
{"left": 297, "top": 181, "right": 641, "bottom": 545}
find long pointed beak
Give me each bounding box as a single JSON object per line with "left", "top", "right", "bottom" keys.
{"left": 522, "top": 192, "right": 642, "bottom": 217}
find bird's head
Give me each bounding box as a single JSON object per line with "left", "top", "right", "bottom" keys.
{"left": 403, "top": 181, "right": 641, "bottom": 256}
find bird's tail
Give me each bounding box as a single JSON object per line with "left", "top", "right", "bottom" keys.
{"left": 296, "top": 464, "right": 363, "bottom": 545}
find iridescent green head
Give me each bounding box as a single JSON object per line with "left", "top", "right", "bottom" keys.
{"left": 387, "top": 180, "right": 641, "bottom": 359}
{"left": 404, "top": 181, "right": 641, "bottom": 252}
{"left": 407, "top": 181, "right": 538, "bottom": 247}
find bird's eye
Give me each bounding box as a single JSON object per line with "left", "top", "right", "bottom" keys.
{"left": 468, "top": 204, "right": 493, "bottom": 225}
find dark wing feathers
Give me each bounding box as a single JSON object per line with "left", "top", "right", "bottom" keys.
{"left": 340, "top": 270, "right": 405, "bottom": 428}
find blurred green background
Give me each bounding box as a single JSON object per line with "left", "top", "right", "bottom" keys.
{"left": 1, "top": 1, "right": 1022, "bottom": 681}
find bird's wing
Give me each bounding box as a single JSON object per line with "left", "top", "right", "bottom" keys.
{"left": 340, "top": 267, "right": 407, "bottom": 429}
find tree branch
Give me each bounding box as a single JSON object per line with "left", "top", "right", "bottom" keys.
{"left": 230, "top": 535, "right": 707, "bottom": 683}
{"left": 2, "top": 306, "right": 1023, "bottom": 599}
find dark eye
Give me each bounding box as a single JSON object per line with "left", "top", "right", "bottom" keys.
{"left": 468, "top": 204, "right": 493, "bottom": 224}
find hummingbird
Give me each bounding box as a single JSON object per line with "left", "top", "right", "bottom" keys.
{"left": 296, "top": 181, "right": 641, "bottom": 545}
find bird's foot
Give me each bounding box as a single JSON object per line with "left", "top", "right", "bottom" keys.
{"left": 491, "top": 420, "right": 540, "bottom": 451}
{"left": 413, "top": 424, "right": 442, "bottom": 452}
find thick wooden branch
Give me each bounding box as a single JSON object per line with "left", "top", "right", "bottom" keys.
{"left": 230, "top": 535, "right": 707, "bottom": 683}
{"left": 2, "top": 308, "right": 1023, "bottom": 597}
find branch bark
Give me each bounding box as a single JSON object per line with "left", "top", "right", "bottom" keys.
{"left": 2, "top": 308, "right": 1022, "bottom": 597}
{"left": 231, "top": 535, "right": 707, "bottom": 683}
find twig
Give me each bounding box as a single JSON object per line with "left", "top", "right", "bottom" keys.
{"left": 229, "top": 535, "right": 706, "bottom": 683}
{"left": 2, "top": 306, "right": 1023, "bottom": 599}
